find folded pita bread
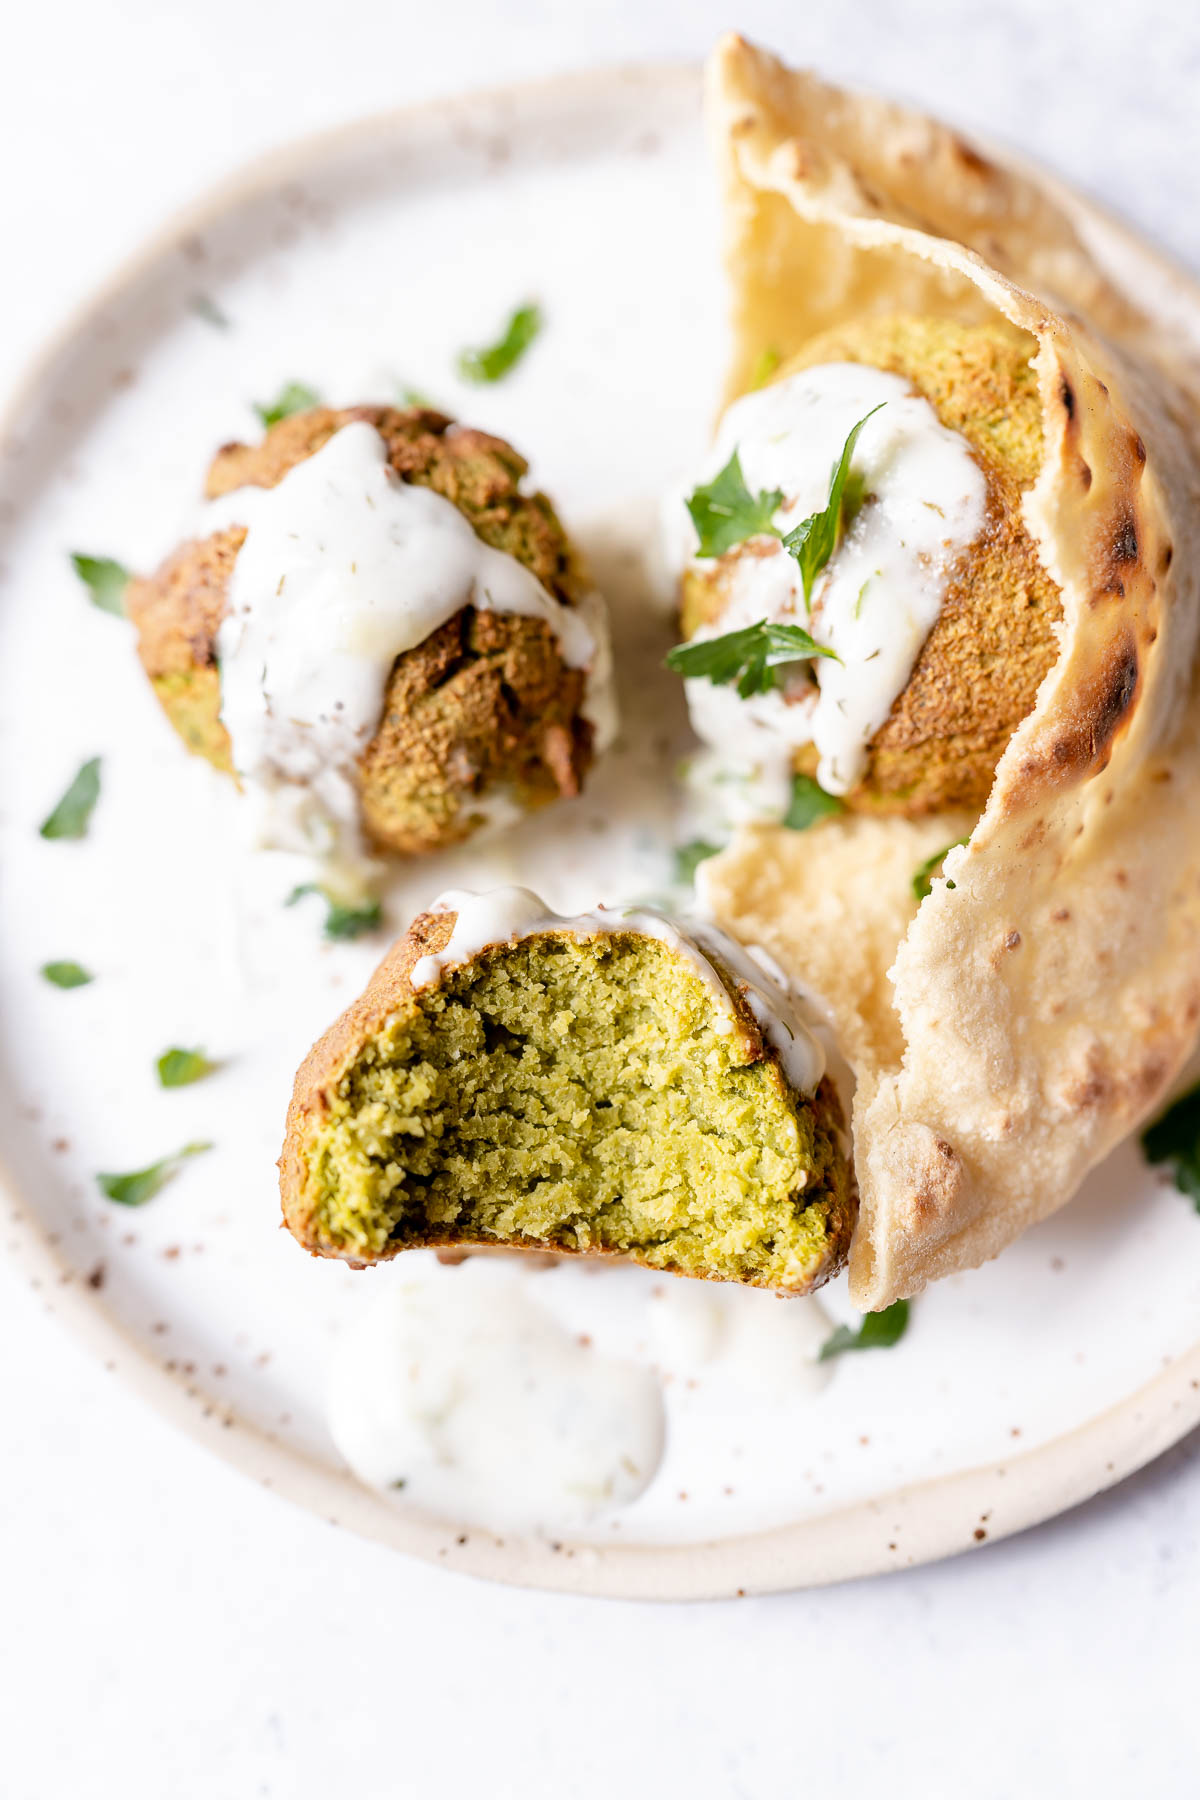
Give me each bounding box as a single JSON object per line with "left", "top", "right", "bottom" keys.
{"left": 700, "top": 36, "right": 1200, "bottom": 1309}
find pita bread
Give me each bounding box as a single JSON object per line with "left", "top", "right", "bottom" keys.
{"left": 700, "top": 36, "right": 1200, "bottom": 1308}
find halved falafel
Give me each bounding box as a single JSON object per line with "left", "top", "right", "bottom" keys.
{"left": 280, "top": 889, "right": 855, "bottom": 1294}
{"left": 679, "top": 315, "right": 1063, "bottom": 814}
{"left": 127, "top": 407, "right": 607, "bottom": 855}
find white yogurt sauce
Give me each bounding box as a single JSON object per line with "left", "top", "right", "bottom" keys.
{"left": 407, "top": 884, "right": 825, "bottom": 1094}
{"left": 676, "top": 363, "right": 988, "bottom": 799}
{"left": 328, "top": 1259, "right": 666, "bottom": 1534}
{"left": 328, "top": 1257, "right": 841, "bottom": 1536}
{"left": 649, "top": 1279, "right": 834, "bottom": 1401}
{"left": 206, "top": 421, "right": 616, "bottom": 880}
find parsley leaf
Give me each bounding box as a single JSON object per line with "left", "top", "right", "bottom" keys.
{"left": 398, "top": 382, "right": 438, "bottom": 410}
{"left": 665, "top": 618, "right": 838, "bottom": 700}
{"left": 156, "top": 1047, "right": 215, "bottom": 1089}
{"left": 96, "top": 1140, "right": 212, "bottom": 1207}
{"left": 41, "top": 961, "right": 94, "bottom": 989}
{"left": 254, "top": 381, "right": 321, "bottom": 427}
{"left": 457, "top": 303, "right": 542, "bottom": 384}
{"left": 781, "top": 405, "right": 885, "bottom": 608}
{"left": 287, "top": 884, "right": 382, "bottom": 942}
{"left": 1142, "top": 1084, "right": 1200, "bottom": 1210}
{"left": 40, "top": 758, "right": 101, "bottom": 840}
{"left": 912, "top": 837, "right": 970, "bottom": 902}
{"left": 750, "top": 346, "right": 781, "bottom": 390}
{"left": 819, "top": 1299, "right": 910, "bottom": 1361}
{"left": 71, "top": 554, "right": 130, "bottom": 617}
{"left": 783, "top": 774, "right": 845, "bottom": 831}
{"left": 673, "top": 840, "right": 722, "bottom": 884}
{"left": 685, "top": 449, "right": 783, "bottom": 559}
{"left": 189, "top": 293, "right": 230, "bottom": 330}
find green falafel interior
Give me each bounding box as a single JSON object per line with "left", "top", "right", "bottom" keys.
{"left": 280, "top": 889, "right": 855, "bottom": 1294}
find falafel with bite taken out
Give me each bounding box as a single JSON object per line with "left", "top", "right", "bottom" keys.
{"left": 280, "top": 887, "right": 855, "bottom": 1294}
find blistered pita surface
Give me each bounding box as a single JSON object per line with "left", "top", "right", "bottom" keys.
{"left": 702, "top": 35, "right": 1200, "bottom": 1307}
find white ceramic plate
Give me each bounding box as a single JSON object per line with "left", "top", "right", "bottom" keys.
{"left": 3, "top": 64, "right": 1200, "bottom": 1601}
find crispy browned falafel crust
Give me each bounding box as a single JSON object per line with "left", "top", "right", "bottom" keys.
{"left": 680, "top": 316, "right": 1064, "bottom": 815}
{"left": 126, "top": 407, "right": 596, "bottom": 854}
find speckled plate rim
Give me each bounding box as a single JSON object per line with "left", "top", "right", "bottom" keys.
{"left": 3, "top": 61, "right": 1200, "bottom": 1602}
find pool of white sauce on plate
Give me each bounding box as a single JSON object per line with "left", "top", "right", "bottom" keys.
{"left": 408, "top": 883, "right": 826, "bottom": 1094}
{"left": 205, "top": 421, "right": 616, "bottom": 888}
{"left": 675, "top": 363, "right": 987, "bottom": 806}
{"left": 329, "top": 1255, "right": 835, "bottom": 1537}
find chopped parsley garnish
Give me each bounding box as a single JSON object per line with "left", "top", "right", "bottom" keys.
{"left": 665, "top": 618, "right": 837, "bottom": 700}
{"left": 41, "top": 961, "right": 94, "bottom": 989}
{"left": 912, "top": 837, "right": 970, "bottom": 902}
{"left": 1141, "top": 1084, "right": 1200, "bottom": 1210}
{"left": 819, "top": 1299, "right": 910, "bottom": 1361}
{"left": 750, "top": 346, "right": 781, "bottom": 389}
{"left": 854, "top": 574, "right": 879, "bottom": 620}
{"left": 457, "top": 302, "right": 542, "bottom": 384}
{"left": 673, "top": 840, "right": 723, "bottom": 884}
{"left": 781, "top": 405, "right": 884, "bottom": 609}
{"left": 287, "top": 884, "right": 382, "bottom": 942}
{"left": 156, "top": 1047, "right": 215, "bottom": 1089}
{"left": 398, "top": 382, "right": 438, "bottom": 410}
{"left": 189, "top": 293, "right": 230, "bottom": 330}
{"left": 96, "top": 1141, "right": 212, "bottom": 1208}
{"left": 40, "top": 758, "right": 101, "bottom": 840}
{"left": 71, "top": 554, "right": 130, "bottom": 617}
{"left": 685, "top": 449, "right": 783, "bottom": 559}
{"left": 254, "top": 381, "right": 321, "bottom": 427}
{"left": 782, "top": 773, "right": 845, "bottom": 832}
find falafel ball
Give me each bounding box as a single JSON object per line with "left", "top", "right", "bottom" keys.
{"left": 126, "top": 406, "right": 604, "bottom": 855}
{"left": 280, "top": 888, "right": 855, "bottom": 1294}
{"left": 680, "top": 315, "right": 1063, "bottom": 815}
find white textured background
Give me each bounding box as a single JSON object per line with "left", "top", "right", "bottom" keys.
{"left": 4, "top": 2, "right": 1200, "bottom": 1794}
